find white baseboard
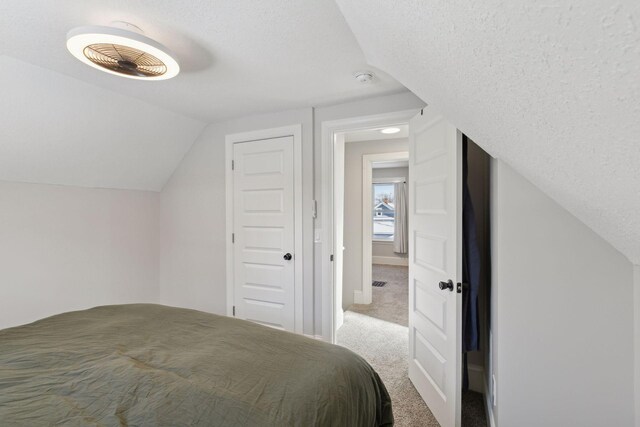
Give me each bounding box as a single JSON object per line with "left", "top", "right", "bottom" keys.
{"left": 336, "top": 308, "right": 344, "bottom": 331}
{"left": 372, "top": 255, "right": 408, "bottom": 266}
{"left": 468, "top": 363, "right": 484, "bottom": 394}
{"left": 484, "top": 372, "right": 496, "bottom": 427}
{"left": 353, "top": 290, "right": 365, "bottom": 304}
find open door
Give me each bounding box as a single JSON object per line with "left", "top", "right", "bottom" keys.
{"left": 408, "top": 107, "right": 462, "bottom": 427}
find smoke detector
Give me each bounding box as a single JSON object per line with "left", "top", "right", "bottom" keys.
{"left": 354, "top": 71, "right": 374, "bottom": 84}
{"left": 66, "top": 22, "right": 180, "bottom": 80}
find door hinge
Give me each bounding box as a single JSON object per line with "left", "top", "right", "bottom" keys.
{"left": 232, "top": 233, "right": 235, "bottom": 243}
{"left": 232, "top": 306, "right": 236, "bottom": 316}
{"left": 330, "top": 254, "right": 334, "bottom": 262}
{"left": 231, "top": 160, "right": 235, "bottom": 170}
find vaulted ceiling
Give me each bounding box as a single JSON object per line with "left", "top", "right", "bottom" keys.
{"left": 0, "top": 0, "right": 403, "bottom": 122}
{"left": 1, "top": 1, "right": 638, "bottom": 263}
{"left": 337, "top": 0, "right": 640, "bottom": 264}
{"left": 0, "top": 0, "right": 403, "bottom": 190}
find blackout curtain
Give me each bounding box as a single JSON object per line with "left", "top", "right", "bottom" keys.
{"left": 393, "top": 181, "right": 408, "bottom": 254}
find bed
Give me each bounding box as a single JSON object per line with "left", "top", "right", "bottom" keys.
{"left": 0, "top": 304, "right": 393, "bottom": 426}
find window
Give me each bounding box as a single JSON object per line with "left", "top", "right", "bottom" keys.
{"left": 373, "top": 183, "right": 395, "bottom": 241}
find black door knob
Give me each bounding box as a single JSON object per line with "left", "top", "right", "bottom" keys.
{"left": 283, "top": 253, "right": 292, "bottom": 261}
{"left": 439, "top": 280, "right": 454, "bottom": 291}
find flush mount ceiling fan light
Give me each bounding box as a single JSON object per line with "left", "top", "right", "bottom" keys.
{"left": 66, "top": 25, "right": 180, "bottom": 80}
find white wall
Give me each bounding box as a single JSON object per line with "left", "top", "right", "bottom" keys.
{"left": 0, "top": 181, "right": 159, "bottom": 329}
{"left": 342, "top": 138, "right": 408, "bottom": 308}
{"left": 158, "top": 108, "right": 315, "bottom": 332}
{"left": 372, "top": 166, "right": 408, "bottom": 180}
{"left": 157, "top": 91, "right": 424, "bottom": 336}
{"left": 490, "top": 160, "right": 634, "bottom": 427}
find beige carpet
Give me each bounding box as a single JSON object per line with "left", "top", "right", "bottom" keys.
{"left": 338, "top": 310, "right": 439, "bottom": 426}
{"left": 337, "top": 265, "right": 487, "bottom": 427}
{"left": 349, "top": 264, "right": 409, "bottom": 327}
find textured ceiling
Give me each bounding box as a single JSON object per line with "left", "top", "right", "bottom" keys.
{"left": 336, "top": 0, "right": 640, "bottom": 263}
{"left": 0, "top": 0, "right": 404, "bottom": 191}
{"left": 0, "top": 0, "right": 403, "bottom": 123}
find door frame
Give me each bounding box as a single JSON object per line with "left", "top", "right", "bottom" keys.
{"left": 225, "top": 124, "right": 304, "bottom": 333}
{"left": 320, "top": 109, "right": 419, "bottom": 343}
{"left": 359, "top": 152, "right": 409, "bottom": 305}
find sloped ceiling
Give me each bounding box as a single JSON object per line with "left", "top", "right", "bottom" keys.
{"left": 0, "top": 55, "right": 204, "bottom": 191}
{"left": 0, "top": 0, "right": 403, "bottom": 123}
{"left": 0, "top": 1, "right": 404, "bottom": 191}
{"left": 336, "top": 0, "right": 640, "bottom": 263}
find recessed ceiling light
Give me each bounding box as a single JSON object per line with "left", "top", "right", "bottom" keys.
{"left": 66, "top": 23, "right": 180, "bottom": 81}
{"left": 380, "top": 127, "right": 401, "bottom": 134}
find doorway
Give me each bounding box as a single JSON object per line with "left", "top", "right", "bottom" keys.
{"left": 321, "top": 110, "right": 417, "bottom": 343}
{"left": 333, "top": 122, "right": 433, "bottom": 425}
{"left": 322, "top": 109, "right": 492, "bottom": 427}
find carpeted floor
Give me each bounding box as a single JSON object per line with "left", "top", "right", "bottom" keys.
{"left": 337, "top": 264, "right": 487, "bottom": 427}
{"left": 338, "top": 310, "right": 439, "bottom": 426}
{"left": 349, "top": 264, "right": 409, "bottom": 327}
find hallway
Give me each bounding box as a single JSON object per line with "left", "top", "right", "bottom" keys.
{"left": 337, "top": 264, "right": 487, "bottom": 427}
{"left": 337, "top": 265, "right": 438, "bottom": 426}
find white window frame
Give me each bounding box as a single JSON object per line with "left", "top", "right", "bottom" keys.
{"left": 371, "top": 177, "right": 405, "bottom": 243}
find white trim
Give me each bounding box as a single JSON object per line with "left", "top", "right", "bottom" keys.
{"left": 225, "top": 124, "right": 304, "bottom": 334}
{"left": 362, "top": 152, "right": 409, "bottom": 305}
{"left": 484, "top": 374, "right": 496, "bottom": 427}
{"left": 372, "top": 176, "right": 405, "bottom": 184}
{"left": 321, "top": 109, "right": 419, "bottom": 343}
{"left": 372, "top": 255, "right": 409, "bottom": 266}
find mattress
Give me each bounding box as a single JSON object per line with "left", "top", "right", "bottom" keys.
{"left": 0, "top": 304, "right": 393, "bottom": 426}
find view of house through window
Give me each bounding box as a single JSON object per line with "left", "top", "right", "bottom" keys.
{"left": 373, "top": 183, "right": 395, "bottom": 241}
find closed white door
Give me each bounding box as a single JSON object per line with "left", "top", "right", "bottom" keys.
{"left": 408, "top": 108, "right": 462, "bottom": 427}
{"left": 233, "top": 136, "right": 295, "bottom": 331}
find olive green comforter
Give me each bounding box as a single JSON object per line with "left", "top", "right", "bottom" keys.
{"left": 0, "top": 304, "right": 393, "bottom": 426}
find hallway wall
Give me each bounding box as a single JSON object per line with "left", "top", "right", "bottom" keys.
{"left": 342, "top": 138, "right": 408, "bottom": 309}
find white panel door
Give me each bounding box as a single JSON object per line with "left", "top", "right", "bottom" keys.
{"left": 408, "top": 108, "right": 462, "bottom": 427}
{"left": 233, "top": 136, "right": 295, "bottom": 331}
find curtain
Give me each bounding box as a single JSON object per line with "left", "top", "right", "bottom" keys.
{"left": 393, "top": 181, "right": 408, "bottom": 254}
